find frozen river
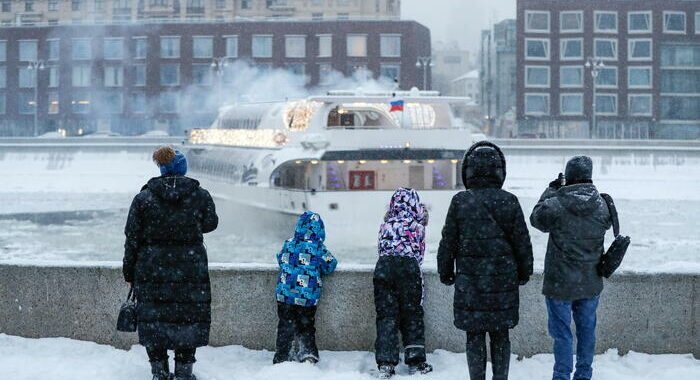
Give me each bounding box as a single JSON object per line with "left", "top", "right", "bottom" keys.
{"left": 0, "top": 141, "right": 698, "bottom": 273}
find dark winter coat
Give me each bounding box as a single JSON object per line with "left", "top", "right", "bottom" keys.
{"left": 530, "top": 183, "right": 612, "bottom": 301}
{"left": 437, "top": 141, "right": 533, "bottom": 332}
{"left": 123, "top": 175, "right": 218, "bottom": 349}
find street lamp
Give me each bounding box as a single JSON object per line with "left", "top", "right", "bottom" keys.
{"left": 211, "top": 57, "right": 229, "bottom": 107}
{"left": 27, "top": 60, "right": 45, "bottom": 136}
{"left": 585, "top": 57, "right": 605, "bottom": 139}
{"left": 415, "top": 56, "right": 433, "bottom": 91}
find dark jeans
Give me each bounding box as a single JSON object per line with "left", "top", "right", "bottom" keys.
{"left": 274, "top": 302, "right": 319, "bottom": 363}
{"left": 373, "top": 255, "right": 426, "bottom": 367}
{"left": 546, "top": 296, "right": 600, "bottom": 380}
{"left": 466, "top": 328, "right": 511, "bottom": 380}
{"left": 146, "top": 347, "right": 196, "bottom": 364}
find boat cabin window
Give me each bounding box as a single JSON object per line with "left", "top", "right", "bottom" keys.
{"left": 325, "top": 103, "right": 442, "bottom": 129}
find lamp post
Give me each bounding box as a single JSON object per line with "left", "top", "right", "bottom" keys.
{"left": 27, "top": 60, "right": 45, "bottom": 136}
{"left": 415, "top": 56, "right": 433, "bottom": 91}
{"left": 585, "top": 57, "right": 605, "bottom": 139}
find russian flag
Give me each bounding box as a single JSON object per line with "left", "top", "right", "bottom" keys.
{"left": 390, "top": 100, "right": 404, "bottom": 112}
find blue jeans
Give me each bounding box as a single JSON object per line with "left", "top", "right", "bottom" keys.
{"left": 545, "top": 296, "right": 599, "bottom": 380}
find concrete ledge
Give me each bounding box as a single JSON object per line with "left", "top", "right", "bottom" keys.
{"left": 0, "top": 263, "right": 697, "bottom": 357}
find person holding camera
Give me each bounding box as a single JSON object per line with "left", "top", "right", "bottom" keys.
{"left": 530, "top": 156, "right": 612, "bottom": 380}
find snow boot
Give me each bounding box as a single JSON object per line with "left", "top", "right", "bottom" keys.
{"left": 408, "top": 362, "right": 434, "bottom": 375}
{"left": 174, "top": 362, "right": 196, "bottom": 380}
{"left": 377, "top": 364, "right": 396, "bottom": 379}
{"left": 301, "top": 356, "right": 318, "bottom": 364}
{"left": 150, "top": 360, "right": 173, "bottom": 380}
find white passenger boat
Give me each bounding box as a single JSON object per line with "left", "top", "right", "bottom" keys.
{"left": 184, "top": 89, "right": 484, "bottom": 247}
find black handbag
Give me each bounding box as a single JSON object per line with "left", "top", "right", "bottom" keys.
{"left": 116, "top": 286, "right": 137, "bottom": 332}
{"left": 597, "top": 194, "right": 631, "bottom": 278}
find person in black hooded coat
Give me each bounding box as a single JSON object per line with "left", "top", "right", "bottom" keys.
{"left": 123, "top": 146, "right": 218, "bottom": 380}
{"left": 437, "top": 141, "right": 533, "bottom": 380}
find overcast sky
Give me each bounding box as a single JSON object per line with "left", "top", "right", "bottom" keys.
{"left": 403, "top": 0, "right": 516, "bottom": 53}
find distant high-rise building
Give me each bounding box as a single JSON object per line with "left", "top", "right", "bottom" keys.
{"left": 0, "top": 0, "right": 401, "bottom": 26}
{"left": 517, "top": 0, "right": 700, "bottom": 139}
{"left": 431, "top": 41, "right": 472, "bottom": 94}
{"left": 480, "top": 19, "right": 517, "bottom": 137}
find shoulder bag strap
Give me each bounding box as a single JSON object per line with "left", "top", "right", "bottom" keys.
{"left": 600, "top": 193, "right": 620, "bottom": 237}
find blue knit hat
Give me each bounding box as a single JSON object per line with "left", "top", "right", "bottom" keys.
{"left": 159, "top": 150, "right": 188, "bottom": 176}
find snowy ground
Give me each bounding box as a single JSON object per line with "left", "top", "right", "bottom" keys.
{"left": 1, "top": 334, "right": 698, "bottom": 380}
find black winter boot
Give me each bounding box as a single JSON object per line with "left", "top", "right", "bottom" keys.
{"left": 408, "top": 362, "right": 434, "bottom": 375}
{"left": 150, "top": 360, "right": 173, "bottom": 380}
{"left": 174, "top": 362, "right": 197, "bottom": 380}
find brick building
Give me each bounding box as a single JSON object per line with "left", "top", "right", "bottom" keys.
{"left": 517, "top": 0, "right": 700, "bottom": 139}
{"left": 0, "top": 19, "right": 431, "bottom": 136}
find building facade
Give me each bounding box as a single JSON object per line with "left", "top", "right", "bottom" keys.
{"left": 517, "top": 0, "right": 700, "bottom": 139}
{"left": 0, "top": 0, "right": 401, "bottom": 26}
{"left": 431, "top": 41, "right": 472, "bottom": 94}
{"left": 0, "top": 19, "right": 431, "bottom": 136}
{"left": 480, "top": 19, "right": 517, "bottom": 137}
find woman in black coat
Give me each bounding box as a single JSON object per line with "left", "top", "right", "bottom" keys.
{"left": 123, "top": 146, "right": 218, "bottom": 380}
{"left": 437, "top": 141, "right": 533, "bottom": 380}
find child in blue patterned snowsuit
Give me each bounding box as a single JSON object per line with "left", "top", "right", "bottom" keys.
{"left": 274, "top": 211, "right": 337, "bottom": 364}
{"left": 374, "top": 188, "right": 433, "bottom": 378}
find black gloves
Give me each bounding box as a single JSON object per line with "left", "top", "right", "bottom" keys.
{"left": 440, "top": 274, "right": 455, "bottom": 286}
{"left": 549, "top": 173, "right": 565, "bottom": 190}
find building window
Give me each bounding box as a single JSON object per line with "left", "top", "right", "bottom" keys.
{"left": 18, "top": 92, "right": 35, "bottom": 114}
{"left": 337, "top": 13, "right": 349, "bottom": 20}
{"left": 224, "top": 36, "right": 238, "bottom": 58}
{"left": 72, "top": 64, "right": 91, "bottom": 87}
{"left": 95, "top": 0, "right": 104, "bottom": 11}
{"left": 380, "top": 35, "right": 401, "bottom": 57}
{"left": 0, "top": 67, "right": 5, "bottom": 88}
{"left": 160, "top": 37, "right": 180, "bottom": 58}
{"left": 595, "top": 67, "right": 618, "bottom": 88}
{"left": 347, "top": 62, "right": 369, "bottom": 78}
{"left": 193, "top": 36, "right": 213, "bottom": 58}
{"left": 71, "top": 0, "right": 82, "bottom": 11}
{"left": 312, "top": 13, "right": 323, "bottom": 21}
{"left": 594, "top": 39, "right": 618, "bottom": 60}
{"left": 25, "top": 1, "right": 34, "bottom": 12}
{"left": 525, "top": 66, "right": 550, "bottom": 88}
{"left": 629, "top": 11, "right": 652, "bottom": 33}
{"left": 525, "top": 11, "right": 550, "bottom": 33}
{"left": 525, "top": 38, "right": 550, "bottom": 60}
{"left": 48, "top": 66, "right": 59, "bottom": 87}
{"left": 595, "top": 94, "right": 617, "bottom": 115}
{"left": 160, "top": 92, "right": 178, "bottom": 113}
{"left": 661, "top": 69, "right": 700, "bottom": 93}
{"left": 560, "top": 11, "right": 583, "bottom": 33}
{"left": 48, "top": 39, "right": 59, "bottom": 61}
{"left": 595, "top": 11, "right": 617, "bottom": 33}
{"left": 285, "top": 35, "right": 306, "bottom": 58}
{"left": 337, "top": 0, "right": 350, "bottom": 6}
{"left": 318, "top": 35, "right": 332, "bottom": 58}
{"left": 215, "top": 0, "right": 224, "bottom": 9}
{"left": 1, "top": 2, "right": 10, "bottom": 12}
{"left": 560, "top": 93, "right": 583, "bottom": 115}
{"left": 240, "top": 0, "right": 250, "bottom": 9}
{"left": 103, "top": 38, "right": 123, "bottom": 60}
{"left": 71, "top": 91, "right": 90, "bottom": 113}
{"left": 561, "top": 66, "right": 583, "bottom": 88}
{"left": 629, "top": 39, "right": 652, "bottom": 61}
{"left": 48, "top": 92, "right": 58, "bottom": 114}
{"left": 19, "top": 40, "right": 38, "bottom": 61}
{"left": 131, "top": 92, "right": 146, "bottom": 114}
{"left": 664, "top": 12, "right": 686, "bottom": 34}
{"left": 133, "top": 37, "right": 147, "bottom": 59}
{"left": 104, "top": 65, "right": 123, "bottom": 87}
{"left": 102, "top": 92, "right": 122, "bottom": 113}
{"left": 72, "top": 38, "right": 92, "bottom": 60}
{"left": 285, "top": 63, "right": 305, "bottom": 76}
{"left": 629, "top": 94, "right": 652, "bottom": 116}
{"left": 252, "top": 35, "right": 273, "bottom": 58}
{"left": 0, "top": 41, "right": 6, "bottom": 61}
{"left": 379, "top": 64, "right": 400, "bottom": 81}
{"left": 629, "top": 67, "right": 652, "bottom": 89}
{"left": 0, "top": 93, "right": 4, "bottom": 114}
{"left": 160, "top": 64, "right": 179, "bottom": 86}
{"left": 560, "top": 38, "right": 583, "bottom": 60}
{"left": 696, "top": 13, "right": 700, "bottom": 34}
{"left": 524, "top": 93, "right": 549, "bottom": 115}
{"left": 661, "top": 96, "right": 700, "bottom": 121}
{"left": 18, "top": 67, "right": 36, "bottom": 88}
{"left": 347, "top": 34, "right": 367, "bottom": 57}
{"left": 48, "top": 0, "right": 58, "bottom": 10}
{"left": 192, "top": 64, "right": 212, "bottom": 85}
{"left": 134, "top": 64, "right": 146, "bottom": 86}
{"left": 661, "top": 44, "right": 700, "bottom": 67}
